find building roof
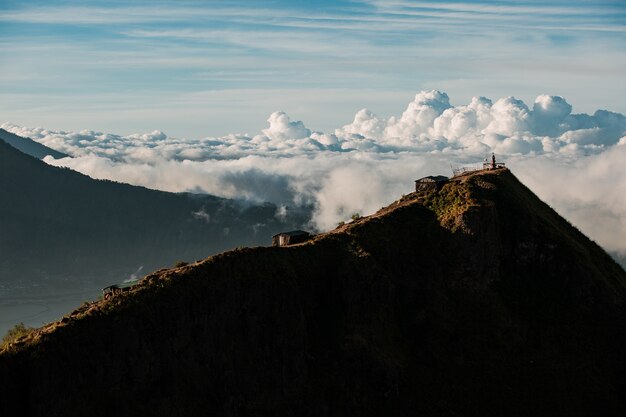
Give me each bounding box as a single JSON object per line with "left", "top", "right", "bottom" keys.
{"left": 272, "top": 230, "right": 310, "bottom": 238}
{"left": 415, "top": 175, "right": 448, "bottom": 183}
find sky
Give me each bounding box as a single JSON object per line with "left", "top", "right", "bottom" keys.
{"left": 1, "top": 1, "right": 625, "bottom": 259}
{"left": 1, "top": 0, "right": 625, "bottom": 136}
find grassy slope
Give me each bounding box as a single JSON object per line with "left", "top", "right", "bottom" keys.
{"left": 1, "top": 169, "right": 625, "bottom": 417}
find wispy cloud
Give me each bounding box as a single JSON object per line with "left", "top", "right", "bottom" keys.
{"left": 0, "top": 0, "right": 624, "bottom": 145}
{"left": 0, "top": 5, "right": 252, "bottom": 25}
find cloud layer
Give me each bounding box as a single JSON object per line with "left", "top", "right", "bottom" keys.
{"left": 3, "top": 90, "right": 626, "bottom": 257}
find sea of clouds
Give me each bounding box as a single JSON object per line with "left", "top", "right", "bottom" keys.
{"left": 3, "top": 90, "right": 626, "bottom": 258}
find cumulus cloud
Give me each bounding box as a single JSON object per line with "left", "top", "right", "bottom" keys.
{"left": 5, "top": 90, "right": 624, "bottom": 161}
{"left": 261, "top": 111, "right": 311, "bottom": 141}
{"left": 3, "top": 90, "right": 626, "bottom": 256}
{"left": 336, "top": 108, "right": 386, "bottom": 140}
{"left": 385, "top": 90, "right": 452, "bottom": 139}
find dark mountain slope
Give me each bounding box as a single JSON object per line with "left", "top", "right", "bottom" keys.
{"left": 1, "top": 169, "right": 625, "bottom": 417}
{"left": 0, "top": 139, "right": 306, "bottom": 287}
{"left": 0, "top": 128, "right": 68, "bottom": 159}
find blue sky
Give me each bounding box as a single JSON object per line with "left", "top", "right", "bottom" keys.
{"left": 1, "top": 0, "right": 624, "bottom": 137}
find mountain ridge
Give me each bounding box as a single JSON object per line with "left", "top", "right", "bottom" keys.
{"left": 1, "top": 168, "right": 625, "bottom": 416}
{"left": 0, "top": 128, "right": 68, "bottom": 159}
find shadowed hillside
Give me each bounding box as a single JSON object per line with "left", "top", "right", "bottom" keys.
{"left": 1, "top": 168, "right": 625, "bottom": 417}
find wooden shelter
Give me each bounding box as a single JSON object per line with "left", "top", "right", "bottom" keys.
{"left": 272, "top": 230, "right": 311, "bottom": 247}
{"left": 415, "top": 175, "right": 448, "bottom": 192}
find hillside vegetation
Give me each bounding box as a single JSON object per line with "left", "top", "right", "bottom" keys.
{"left": 1, "top": 168, "right": 625, "bottom": 417}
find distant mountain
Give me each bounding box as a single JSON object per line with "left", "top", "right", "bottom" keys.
{"left": 2, "top": 168, "right": 625, "bottom": 417}
{"left": 0, "top": 128, "right": 68, "bottom": 159}
{"left": 0, "top": 138, "right": 309, "bottom": 289}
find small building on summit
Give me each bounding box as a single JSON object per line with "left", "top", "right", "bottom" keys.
{"left": 415, "top": 175, "right": 448, "bottom": 192}
{"left": 272, "top": 230, "right": 311, "bottom": 247}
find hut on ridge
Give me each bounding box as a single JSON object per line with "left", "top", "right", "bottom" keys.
{"left": 272, "top": 230, "right": 311, "bottom": 247}
{"left": 415, "top": 175, "right": 448, "bottom": 192}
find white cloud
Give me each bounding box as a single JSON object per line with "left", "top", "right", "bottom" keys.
{"left": 261, "top": 111, "right": 311, "bottom": 142}
{"left": 5, "top": 89, "right": 625, "bottom": 163}
{"left": 309, "top": 156, "right": 448, "bottom": 230}
{"left": 336, "top": 108, "right": 386, "bottom": 140}
{"left": 385, "top": 90, "right": 452, "bottom": 139}
{"left": 532, "top": 94, "right": 572, "bottom": 136}
{"left": 432, "top": 96, "right": 492, "bottom": 142}
{"left": 3, "top": 90, "right": 626, "bottom": 257}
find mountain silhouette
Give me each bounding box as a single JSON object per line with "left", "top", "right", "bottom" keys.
{"left": 0, "top": 128, "right": 68, "bottom": 159}
{"left": 1, "top": 168, "right": 625, "bottom": 417}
